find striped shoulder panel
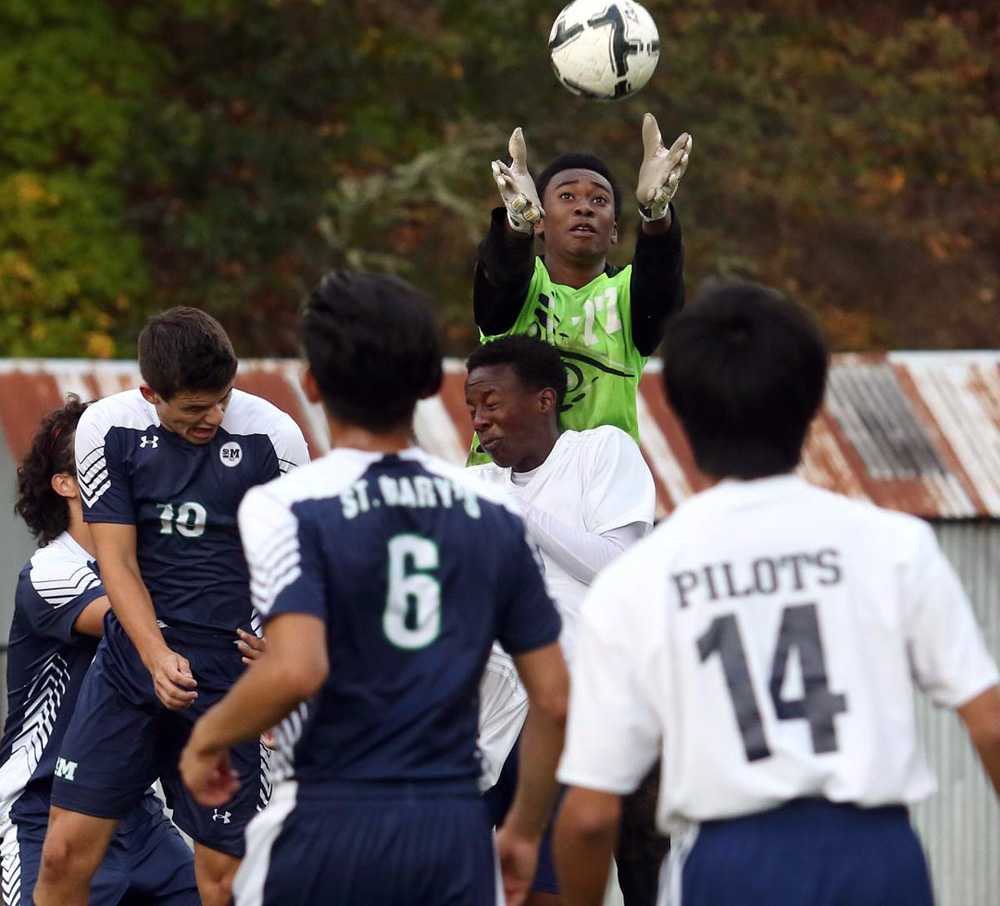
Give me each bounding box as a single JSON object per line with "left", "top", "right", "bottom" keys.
{"left": 27, "top": 546, "right": 101, "bottom": 609}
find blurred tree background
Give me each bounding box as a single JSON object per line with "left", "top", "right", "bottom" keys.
{"left": 1, "top": 0, "right": 997, "bottom": 357}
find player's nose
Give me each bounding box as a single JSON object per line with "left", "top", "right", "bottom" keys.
{"left": 203, "top": 404, "right": 226, "bottom": 427}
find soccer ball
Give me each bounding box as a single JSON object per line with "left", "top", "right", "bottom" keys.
{"left": 549, "top": 0, "right": 660, "bottom": 101}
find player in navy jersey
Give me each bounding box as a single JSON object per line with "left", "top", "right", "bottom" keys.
{"left": 179, "top": 272, "right": 570, "bottom": 906}
{"left": 34, "top": 309, "right": 309, "bottom": 906}
{"left": 1, "top": 397, "right": 198, "bottom": 906}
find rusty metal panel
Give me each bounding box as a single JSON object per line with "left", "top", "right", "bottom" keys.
{"left": 2, "top": 353, "right": 1000, "bottom": 517}
{"left": 913, "top": 522, "right": 1000, "bottom": 906}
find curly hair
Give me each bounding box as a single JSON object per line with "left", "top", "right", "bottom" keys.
{"left": 14, "top": 395, "right": 89, "bottom": 545}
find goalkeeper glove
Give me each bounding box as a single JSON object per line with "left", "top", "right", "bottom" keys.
{"left": 636, "top": 113, "right": 692, "bottom": 223}
{"left": 491, "top": 127, "right": 545, "bottom": 235}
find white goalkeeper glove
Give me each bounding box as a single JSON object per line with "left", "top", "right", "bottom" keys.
{"left": 491, "top": 127, "right": 545, "bottom": 235}
{"left": 636, "top": 113, "right": 692, "bottom": 223}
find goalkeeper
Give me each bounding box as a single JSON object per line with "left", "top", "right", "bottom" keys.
{"left": 470, "top": 114, "right": 691, "bottom": 465}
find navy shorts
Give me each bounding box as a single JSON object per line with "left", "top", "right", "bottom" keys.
{"left": 234, "top": 780, "right": 499, "bottom": 906}
{"left": 50, "top": 620, "right": 268, "bottom": 857}
{"left": 1, "top": 790, "right": 197, "bottom": 905}
{"left": 664, "top": 798, "right": 934, "bottom": 906}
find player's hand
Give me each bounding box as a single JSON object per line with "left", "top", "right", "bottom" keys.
{"left": 636, "top": 113, "right": 692, "bottom": 222}
{"left": 179, "top": 739, "right": 240, "bottom": 807}
{"left": 492, "top": 127, "right": 545, "bottom": 235}
{"left": 236, "top": 628, "right": 267, "bottom": 666}
{"left": 495, "top": 825, "right": 541, "bottom": 906}
{"left": 147, "top": 648, "right": 198, "bottom": 710}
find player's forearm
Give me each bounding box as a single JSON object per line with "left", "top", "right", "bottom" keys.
{"left": 553, "top": 792, "right": 619, "bottom": 906}
{"left": 503, "top": 694, "right": 566, "bottom": 838}
{"left": 958, "top": 686, "right": 1000, "bottom": 797}
{"left": 189, "top": 656, "right": 316, "bottom": 753}
{"left": 631, "top": 206, "right": 684, "bottom": 355}
{"left": 523, "top": 506, "right": 643, "bottom": 585}
{"left": 473, "top": 207, "right": 534, "bottom": 335}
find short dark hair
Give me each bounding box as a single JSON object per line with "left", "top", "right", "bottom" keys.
{"left": 138, "top": 307, "right": 237, "bottom": 401}
{"left": 535, "top": 153, "right": 622, "bottom": 218}
{"left": 661, "top": 281, "right": 829, "bottom": 480}
{"left": 15, "top": 395, "right": 89, "bottom": 545}
{"left": 301, "top": 271, "right": 443, "bottom": 432}
{"left": 465, "top": 335, "right": 568, "bottom": 408}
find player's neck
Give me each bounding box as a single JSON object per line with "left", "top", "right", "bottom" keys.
{"left": 543, "top": 248, "right": 606, "bottom": 288}
{"left": 325, "top": 419, "right": 413, "bottom": 455}
{"left": 66, "top": 504, "right": 97, "bottom": 557}
{"left": 511, "top": 429, "right": 559, "bottom": 473}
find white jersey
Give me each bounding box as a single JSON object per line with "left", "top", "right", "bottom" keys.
{"left": 470, "top": 426, "right": 653, "bottom": 791}
{"left": 557, "top": 475, "right": 999, "bottom": 833}
{"left": 477, "top": 644, "right": 528, "bottom": 790}
{"left": 468, "top": 425, "right": 655, "bottom": 660}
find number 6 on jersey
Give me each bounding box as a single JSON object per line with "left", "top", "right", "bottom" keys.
{"left": 383, "top": 535, "right": 441, "bottom": 649}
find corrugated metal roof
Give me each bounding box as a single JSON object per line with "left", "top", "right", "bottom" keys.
{"left": 1, "top": 353, "right": 998, "bottom": 519}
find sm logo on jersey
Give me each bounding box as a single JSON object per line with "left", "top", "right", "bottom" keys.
{"left": 140, "top": 435, "right": 159, "bottom": 449}
{"left": 54, "top": 757, "right": 78, "bottom": 781}
{"left": 212, "top": 809, "right": 232, "bottom": 824}
{"left": 219, "top": 442, "right": 242, "bottom": 468}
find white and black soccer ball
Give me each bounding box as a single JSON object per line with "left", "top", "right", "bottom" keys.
{"left": 549, "top": 0, "right": 660, "bottom": 101}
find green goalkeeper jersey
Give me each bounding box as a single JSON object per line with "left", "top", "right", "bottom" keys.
{"left": 469, "top": 258, "right": 646, "bottom": 465}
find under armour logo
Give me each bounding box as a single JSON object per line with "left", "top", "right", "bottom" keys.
{"left": 212, "top": 809, "right": 232, "bottom": 824}
{"left": 140, "top": 435, "right": 159, "bottom": 449}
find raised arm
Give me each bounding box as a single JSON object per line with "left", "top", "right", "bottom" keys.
{"left": 631, "top": 114, "right": 691, "bottom": 355}
{"left": 474, "top": 128, "right": 543, "bottom": 336}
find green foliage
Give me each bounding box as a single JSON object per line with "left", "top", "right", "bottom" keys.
{"left": 1, "top": 0, "right": 997, "bottom": 357}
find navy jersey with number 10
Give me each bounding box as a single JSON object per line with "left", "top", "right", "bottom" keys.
{"left": 75, "top": 388, "right": 309, "bottom": 635}
{"left": 238, "top": 447, "right": 562, "bottom": 788}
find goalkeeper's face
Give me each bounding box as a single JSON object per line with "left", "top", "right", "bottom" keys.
{"left": 539, "top": 169, "right": 618, "bottom": 261}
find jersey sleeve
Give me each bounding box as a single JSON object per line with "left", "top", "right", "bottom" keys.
{"left": 629, "top": 205, "right": 685, "bottom": 356}
{"left": 557, "top": 568, "right": 661, "bottom": 794}
{"left": 272, "top": 413, "right": 310, "bottom": 476}
{"left": 75, "top": 405, "right": 134, "bottom": 524}
{"left": 473, "top": 206, "right": 536, "bottom": 336}
{"left": 495, "top": 516, "right": 562, "bottom": 656}
{"left": 904, "top": 523, "right": 999, "bottom": 708}
{"left": 238, "top": 485, "right": 326, "bottom": 623}
{"left": 21, "top": 559, "right": 106, "bottom": 643}
{"left": 583, "top": 429, "right": 656, "bottom": 535}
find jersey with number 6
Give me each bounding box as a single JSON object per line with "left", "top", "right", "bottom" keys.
{"left": 75, "top": 388, "right": 309, "bottom": 634}
{"left": 557, "top": 475, "right": 999, "bottom": 833}
{"left": 238, "top": 447, "right": 562, "bottom": 787}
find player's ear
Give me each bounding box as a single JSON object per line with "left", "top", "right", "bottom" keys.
{"left": 610, "top": 220, "right": 619, "bottom": 245}
{"left": 139, "top": 385, "right": 160, "bottom": 405}
{"left": 534, "top": 219, "right": 545, "bottom": 240}
{"left": 537, "top": 387, "right": 557, "bottom": 414}
{"left": 300, "top": 367, "right": 322, "bottom": 405}
{"left": 51, "top": 473, "right": 78, "bottom": 500}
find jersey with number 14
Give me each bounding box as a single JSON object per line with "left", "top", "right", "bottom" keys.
{"left": 558, "top": 475, "right": 999, "bottom": 833}
{"left": 238, "top": 447, "right": 561, "bottom": 788}
{"left": 75, "top": 388, "right": 308, "bottom": 634}
{"left": 477, "top": 259, "right": 644, "bottom": 458}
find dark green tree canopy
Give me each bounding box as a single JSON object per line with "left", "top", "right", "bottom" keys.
{"left": 1, "top": 0, "right": 997, "bottom": 357}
